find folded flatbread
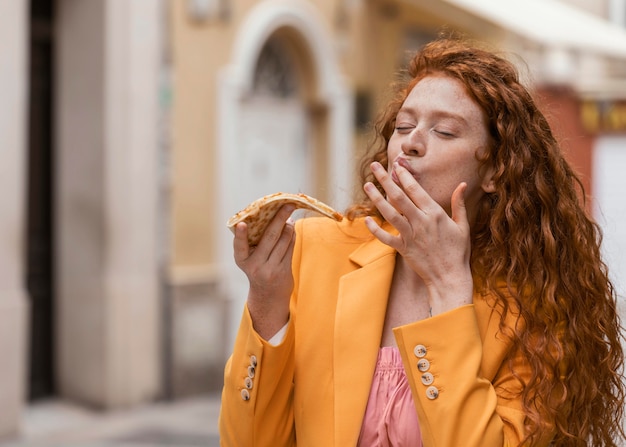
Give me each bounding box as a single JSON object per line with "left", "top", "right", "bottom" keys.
{"left": 227, "top": 192, "right": 344, "bottom": 246}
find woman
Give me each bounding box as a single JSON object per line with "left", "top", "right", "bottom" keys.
{"left": 219, "top": 36, "right": 625, "bottom": 446}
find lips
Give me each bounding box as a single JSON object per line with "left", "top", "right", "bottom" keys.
{"left": 392, "top": 156, "right": 418, "bottom": 183}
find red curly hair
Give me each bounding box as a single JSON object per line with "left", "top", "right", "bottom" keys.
{"left": 348, "top": 36, "right": 625, "bottom": 446}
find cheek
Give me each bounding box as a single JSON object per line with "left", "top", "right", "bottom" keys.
{"left": 386, "top": 142, "right": 402, "bottom": 164}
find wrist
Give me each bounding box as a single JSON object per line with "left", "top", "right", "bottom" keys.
{"left": 246, "top": 300, "right": 290, "bottom": 341}
{"left": 426, "top": 275, "right": 474, "bottom": 316}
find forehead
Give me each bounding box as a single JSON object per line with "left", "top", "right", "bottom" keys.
{"left": 403, "top": 75, "right": 483, "bottom": 117}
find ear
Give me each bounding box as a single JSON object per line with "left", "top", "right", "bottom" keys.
{"left": 481, "top": 164, "right": 496, "bottom": 194}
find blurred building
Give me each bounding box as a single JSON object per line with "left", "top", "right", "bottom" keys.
{"left": 1, "top": 0, "right": 625, "bottom": 440}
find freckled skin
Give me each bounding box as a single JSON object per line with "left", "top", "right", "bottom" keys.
{"left": 386, "top": 74, "right": 495, "bottom": 222}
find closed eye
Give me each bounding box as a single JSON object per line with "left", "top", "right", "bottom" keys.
{"left": 395, "top": 126, "right": 414, "bottom": 133}
{"left": 434, "top": 129, "right": 455, "bottom": 137}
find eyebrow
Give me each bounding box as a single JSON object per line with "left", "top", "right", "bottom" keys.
{"left": 397, "top": 107, "right": 470, "bottom": 126}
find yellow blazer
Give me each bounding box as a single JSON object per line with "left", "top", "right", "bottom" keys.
{"left": 219, "top": 217, "right": 553, "bottom": 446}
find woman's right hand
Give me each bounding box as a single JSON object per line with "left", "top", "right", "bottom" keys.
{"left": 233, "top": 204, "right": 296, "bottom": 340}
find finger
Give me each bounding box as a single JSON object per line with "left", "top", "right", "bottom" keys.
{"left": 280, "top": 220, "right": 296, "bottom": 263}
{"left": 364, "top": 181, "right": 411, "bottom": 234}
{"left": 268, "top": 218, "right": 296, "bottom": 264}
{"left": 255, "top": 204, "right": 296, "bottom": 259}
{"left": 451, "top": 182, "right": 469, "bottom": 227}
{"left": 372, "top": 162, "right": 423, "bottom": 222}
{"left": 233, "top": 222, "right": 251, "bottom": 265}
{"left": 391, "top": 162, "right": 437, "bottom": 215}
{"left": 371, "top": 162, "right": 404, "bottom": 202}
{"left": 364, "top": 216, "right": 400, "bottom": 249}
{"left": 367, "top": 162, "right": 420, "bottom": 232}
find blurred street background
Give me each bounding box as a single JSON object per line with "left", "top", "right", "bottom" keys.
{"left": 1, "top": 0, "right": 626, "bottom": 445}
{"left": 0, "top": 394, "right": 220, "bottom": 447}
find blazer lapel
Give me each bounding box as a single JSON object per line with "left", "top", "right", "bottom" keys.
{"left": 334, "top": 234, "right": 396, "bottom": 446}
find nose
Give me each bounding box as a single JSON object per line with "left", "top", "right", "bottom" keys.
{"left": 400, "top": 127, "right": 425, "bottom": 157}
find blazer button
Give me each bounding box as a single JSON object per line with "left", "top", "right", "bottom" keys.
{"left": 426, "top": 386, "right": 439, "bottom": 400}
{"left": 421, "top": 372, "right": 434, "bottom": 386}
{"left": 241, "top": 389, "right": 250, "bottom": 401}
{"left": 247, "top": 365, "right": 256, "bottom": 378}
{"left": 417, "top": 358, "right": 430, "bottom": 372}
{"left": 250, "top": 355, "right": 258, "bottom": 367}
{"left": 413, "top": 344, "right": 427, "bottom": 358}
{"left": 244, "top": 377, "right": 253, "bottom": 390}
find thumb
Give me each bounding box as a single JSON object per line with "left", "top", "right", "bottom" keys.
{"left": 451, "top": 182, "right": 468, "bottom": 226}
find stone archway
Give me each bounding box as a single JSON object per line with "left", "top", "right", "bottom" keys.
{"left": 217, "top": 0, "right": 353, "bottom": 347}
{"left": 237, "top": 33, "right": 314, "bottom": 211}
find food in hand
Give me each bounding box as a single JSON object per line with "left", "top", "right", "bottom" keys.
{"left": 227, "top": 192, "right": 343, "bottom": 246}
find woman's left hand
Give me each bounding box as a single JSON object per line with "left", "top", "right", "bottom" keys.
{"left": 364, "top": 161, "right": 474, "bottom": 315}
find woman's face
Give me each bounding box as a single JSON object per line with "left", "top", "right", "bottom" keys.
{"left": 386, "top": 74, "right": 495, "bottom": 219}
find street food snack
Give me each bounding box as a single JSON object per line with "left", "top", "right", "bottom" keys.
{"left": 227, "top": 192, "right": 343, "bottom": 246}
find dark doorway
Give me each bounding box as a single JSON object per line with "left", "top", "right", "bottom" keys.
{"left": 27, "top": 0, "right": 55, "bottom": 401}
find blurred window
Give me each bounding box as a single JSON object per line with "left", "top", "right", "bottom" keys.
{"left": 401, "top": 29, "right": 437, "bottom": 69}
{"left": 253, "top": 37, "right": 298, "bottom": 98}
{"left": 609, "top": 0, "right": 626, "bottom": 27}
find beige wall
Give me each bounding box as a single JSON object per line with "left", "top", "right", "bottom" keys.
{"left": 170, "top": 3, "right": 234, "bottom": 268}
{"left": 167, "top": 4, "right": 241, "bottom": 394}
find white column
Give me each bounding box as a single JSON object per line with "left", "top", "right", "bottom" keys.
{"left": 56, "top": 0, "right": 163, "bottom": 408}
{"left": 593, "top": 134, "right": 626, "bottom": 439}
{"left": 593, "top": 136, "right": 626, "bottom": 305}
{"left": 609, "top": 0, "right": 626, "bottom": 28}
{"left": 0, "top": 0, "right": 29, "bottom": 438}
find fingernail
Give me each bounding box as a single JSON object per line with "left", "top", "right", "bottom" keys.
{"left": 371, "top": 162, "right": 381, "bottom": 171}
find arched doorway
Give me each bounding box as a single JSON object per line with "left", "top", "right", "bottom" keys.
{"left": 217, "top": 0, "right": 353, "bottom": 348}
{"left": 237, "top": 34, "right": 313, "bottom": 208}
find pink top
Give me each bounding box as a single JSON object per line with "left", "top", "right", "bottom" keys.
{"left": 357, "top": 347, "right": 423, "bottom": 447}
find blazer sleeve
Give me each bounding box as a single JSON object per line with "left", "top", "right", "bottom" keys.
{"left": 218, "top": 306, "right": 296, "bottom": 447}
{"left": 393, "top": 304, "right": 553, "bottom": 447}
